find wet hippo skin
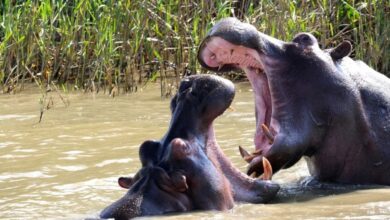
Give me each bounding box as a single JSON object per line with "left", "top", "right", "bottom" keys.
{"left": 198, "top": 17, "right": 390, "bottom": 185}
{"left": 100, "top": 74, "right": 280, "bottom": 219}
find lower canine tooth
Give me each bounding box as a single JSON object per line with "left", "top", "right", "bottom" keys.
{"left": 250, "top": 171, "right": 258, "bottom": 178}
{"left": 261, "top": 124, "right": 274, "bottom": 144}
{"left": 261, "top": 157, "right": 273, "bottom": 180}
{"left": 238, "top": 146, "right": 252, "bottom": 163}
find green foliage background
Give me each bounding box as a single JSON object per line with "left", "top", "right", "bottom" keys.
{"left": 0, "top": 0, "right": 389, "bottom": 95}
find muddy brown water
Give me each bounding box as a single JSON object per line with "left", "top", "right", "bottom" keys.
{"left": 1, "top": 82, "right": 389, "bottom": 220}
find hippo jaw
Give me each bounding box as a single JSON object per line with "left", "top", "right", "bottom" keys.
{"left": 161, "top": 74, "right": 236, "bottom": 158}
{"left": 198, "top": 18, "right": 287, "bottom": 159}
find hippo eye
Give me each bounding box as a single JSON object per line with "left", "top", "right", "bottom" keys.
{"left": 190, "top": 88, "right": 198, "bottom": 97}
{"left": 292, "top": 33, "right": 317, "bottom": 46}
{"left": 179, "top": 79, "right": 192, "bottom": 92}
{"left": 301, "top": 35, "right": 310, "bottom": 42}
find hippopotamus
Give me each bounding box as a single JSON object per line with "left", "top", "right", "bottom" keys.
{"left": 100, "top": 74, "right": 280, "bottom": 219}
{"left": 198, "top": 17, "right": 390, "bottom": 185}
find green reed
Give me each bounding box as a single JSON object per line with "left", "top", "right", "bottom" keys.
{"left": 0, "top": 0, "right": 388, "bottom": 96}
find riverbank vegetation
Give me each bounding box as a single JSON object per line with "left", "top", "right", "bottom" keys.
{"left": 1, "top": 0, "right": 389, "bottom": 96}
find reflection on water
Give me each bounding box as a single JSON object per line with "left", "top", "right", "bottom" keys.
{"left": 0, "top": 83, "right": 389, "bottom": 220}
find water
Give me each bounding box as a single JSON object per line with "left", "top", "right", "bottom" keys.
{"left": 0, "top": 83, "right": 389, "bottom": 220}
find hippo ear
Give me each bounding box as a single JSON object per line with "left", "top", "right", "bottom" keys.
{"left": 118, "top": 171, "right": 141, "bottom": 189}
{"left": 118, "top": 177, "right": 134, "bottom": 189}
{"left": 139, "top": 140, "right": 160, "bottom": 167}
{"left": 330, "top": 41, "right": 352, "bottom": 61}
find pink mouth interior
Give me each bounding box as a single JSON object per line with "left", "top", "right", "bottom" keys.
{"left": 200, "top": 37, "right": 278, "bottom": 155}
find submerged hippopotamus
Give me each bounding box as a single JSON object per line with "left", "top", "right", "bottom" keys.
{"left": 198, "top": 17, "right": 390, "bottom": 185}
{"left": 100, "top": 74, "right": 279, "bottom": 219}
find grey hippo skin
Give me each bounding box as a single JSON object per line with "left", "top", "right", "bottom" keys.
{"left": 100, "top": 74, "right": 280, "bottom": 219}
{"left": 198, "top": 17, "right": 390, "bottom": 185}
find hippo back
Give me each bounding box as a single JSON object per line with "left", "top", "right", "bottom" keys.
{"left": 341, "top": 58, "right": 390, "bottom": 150}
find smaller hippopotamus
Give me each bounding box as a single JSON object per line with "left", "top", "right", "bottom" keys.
{"left": 100, "top": 74, "right": 279, "bottom": 219}
{"left": 198, "top": 17, "right": 390, "bottom": 185}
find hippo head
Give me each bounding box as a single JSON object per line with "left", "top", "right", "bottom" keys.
{"left": 100, "top": 75, "right": 237, "bottom": 219}
{"left": 198, "top": 18, "right": 356, "bottom": 178}
{"left": 100, "top": 140, "right": 192, "bottom": 219}
{"left": 101, "top": 74, "right": 281, "bottom": 219}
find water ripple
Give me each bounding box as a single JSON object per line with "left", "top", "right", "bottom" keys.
{"left": 95, "top": 158, "right": 133, "bottom": 168}
{"left": 0, "top": 114, "right": 37, "bottom": 121}
{"left": 0, "top": 141, "right": 18, "bottom": 149}
{"left": 55, "top": 165, "right": 88, "bottom": 172}
{"left": 0, "top": 171, "right": 54, "bottom": 181}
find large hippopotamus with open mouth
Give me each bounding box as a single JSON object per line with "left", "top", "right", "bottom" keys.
{"left": 100, "top": 74, "right": 279, "bottom": 219}
{"left": 198, "top": 17, "right": 390, "bottom": 185}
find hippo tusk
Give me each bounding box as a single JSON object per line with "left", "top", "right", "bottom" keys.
{"left": 261, "top": 124, "right": 274, "bottom": 144}
{"left": 218, "top": 64, "right": 224, "bottom": 71}
{"left": 260, "top": 157, "right": 273, "bottom": 180}
{"left": 250, "top": 171, "right": 258, "bottom": 178}
{"left": 239, "top": 146, "right": 252, "bottom": 163}
{"left": 239, "top": 146, "right": 263, "bottom": 163}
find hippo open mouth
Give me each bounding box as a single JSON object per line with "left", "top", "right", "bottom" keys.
{"left": 198, "top": 18, "right": 284, "bottom": 159}
{"left": 100, "top": 74, "right": 280, "bottom": 219}
{"left": 198, "top": 17, "right": 390, "bottom": 185}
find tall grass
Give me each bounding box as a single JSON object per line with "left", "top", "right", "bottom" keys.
{"left": 0, "top": 0, "right": 388, "bottom": 96}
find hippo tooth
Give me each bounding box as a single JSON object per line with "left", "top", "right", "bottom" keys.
{"left": 250, "top": 171, "right": 258, "bottom": 178}
{"left": 238, "top": 146, "right": 252, "bottom": 163}
{"left": 261, "top": 124, "right": 274, "bottom": 144}
{"left": 260, "top": 157, "right": 273, "bottom": 181}
{"left": 218, "top": 64, "right": 224, "bottom": 71}
{"left": 239, "top": 146, "right": 265, "bottom": 164}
